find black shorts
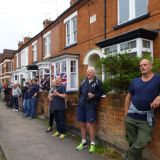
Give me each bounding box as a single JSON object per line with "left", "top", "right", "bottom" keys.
{"left": 77, "top": 103, "right": 97, "bottom": 123}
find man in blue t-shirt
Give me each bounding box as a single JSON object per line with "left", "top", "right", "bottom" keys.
{"left": 124, "top": 59, "right": 160, "bottom": 160}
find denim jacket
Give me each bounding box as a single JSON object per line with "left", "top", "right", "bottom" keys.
{"left": 128, "top": 102, "right": 154, "bottom": 126}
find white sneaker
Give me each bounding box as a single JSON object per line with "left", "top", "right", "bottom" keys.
{"left": 13, "top": 109, "right": 16, "bottom": 111}
{"left": 15, "top": 109, "right": 18, "bottom": 112}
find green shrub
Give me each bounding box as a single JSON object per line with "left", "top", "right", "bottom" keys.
{"left": 96, "top": 52, "right": 160, "bottom": 93}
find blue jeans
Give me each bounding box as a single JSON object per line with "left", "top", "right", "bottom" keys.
{"left": 31, "top": 98, "right": 37, "bottom": 118}
{"left": 26, "top": 99, "right": 32, "bottom": 116}
{"left": 23, "top": 99, "right": 28, "bottom": 114}
{"left": 13, "top": 96, "right": 18, "bottom": 110}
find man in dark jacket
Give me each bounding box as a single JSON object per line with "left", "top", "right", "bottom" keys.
{"left": 76, "top": 67, "right": 103, "bottom": 153}
{"left": 22, "top": 82, "right": 29, "bottom": 114}
{"left": 46, "top": 79, "right": 56, "bottom": 132}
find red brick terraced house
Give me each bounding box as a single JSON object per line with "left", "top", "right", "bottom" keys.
{"left": 2, "top": 0, "right": 160, "bottom": 159}
{"left": 0, "top": 49, "right": 15, "bottom": 84}
{"left": 12, "top": 0, "right": 106, "bottom": 92}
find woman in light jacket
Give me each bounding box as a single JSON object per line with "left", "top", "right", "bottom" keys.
{"left": 12, "top": 83, "right": 22, "bottom": 112}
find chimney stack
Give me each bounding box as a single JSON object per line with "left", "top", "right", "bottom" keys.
{"left": 24, "top": 36, "right": 31, "bottom": 44}
{"left": 43, "top": 19, "right": 53, "bottom": 29}
{"left": 70, "top": 0, "right": 78, "bottom": 6}
{"left": 18, "top": 41, "right": 23, "bottom": 49}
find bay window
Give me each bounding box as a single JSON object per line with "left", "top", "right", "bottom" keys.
{"left": 52, "top": 56, "right": 78, "bottom": 91}
{"left": 103, "top": 38, "right": 153, "bottom": 56}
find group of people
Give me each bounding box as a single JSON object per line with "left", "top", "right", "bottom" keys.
{"left": 22, "top": 78, "right": 39, "bottom": 119}
{"left": 3, "top": 78, "right": 39, "bottom": 119}
{"left": 45, "top": 67, "right": 104, "bottom": 153}
{"left": 47, "top": 60, "right": 160, "bottom": 159}
{"left": 2, "top": 59, "right": 160, "bottom": 159}
{"left": 3, "top": 83, "right": 22, "bottom": 111}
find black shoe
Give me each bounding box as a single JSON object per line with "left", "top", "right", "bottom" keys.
{"left": 46, "top": 127, "right": 52, "bottom": 132}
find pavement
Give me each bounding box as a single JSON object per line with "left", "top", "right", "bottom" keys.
{"left": 0, "top": 100, "right": 105, "bottom": 160}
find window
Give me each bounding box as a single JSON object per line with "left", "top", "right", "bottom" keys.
{"left": 120, "top": 40, "right": 136, "bottom": 51}
{"left": 103, "top": 38, "right": 153, "bottom": 57}
{"left": 118, "top": 0, "right": 148, "bottom": 24}
{"left": 142, "top": 40, "right": 150, "bottom": 49}
{"left": 104, "top": 45, "right": 117, "bottom": 54}
{"left": 70, "top": 60, "right": 76, "bottom": 88}
{"left": 61, "top": 61, "right": 66, "bottom": 73}
{"left": 32, "top": 42, "right": 37, "bottom": 62}
{"left": 135, "top": 0, "right": 148, "bottom": 18}
{"left": 15, "top": 75, "right": 18, "bottom": 80}
{"left": 43, "top": 32, "right": 51, "bottom": 58}
{"left": 0, "top": 65, "right": 2, "bottom": 75}
{"left": 8, "top": 62, "right": 12, "bottom": 72}
{"left": 16, "top": 55, "right": 19, "bottom": 68}
{"left": 52, "top": 57, "right": 78, "bottom": 91}
{"left": 72, "top": 17, "right": 77, "bottom": 43}
{"left": 21, "top": 51, "right": 24, "bottom": 66}
{"left": 32, "top": 72, "right": 37, "bottom": 78}
{"left": 56, "top": 62, "right": 60, "bottom": 75}
{"left": 55, "top": 61, "right": 67, "bottom": 85}
{"left": 21, "top": 48, "right": 28, "bottom": 67}
{"left": 64, "top": 11, "right": 77, "bottom": 46}
{"left": 66, "top": 22, "right": 70, "bottom": 45}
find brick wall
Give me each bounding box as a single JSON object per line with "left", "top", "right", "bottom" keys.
{"left": 69, "top": 94, "right": 160, "bottom": 160}
{"left": 43, "top": 93, "right": 159, "bottom": 160}
{"left": 37, "top": 91, "right": 49, "bottom": 117}
{"left": 37, "top": 92, "right": 160, "bottom": 160}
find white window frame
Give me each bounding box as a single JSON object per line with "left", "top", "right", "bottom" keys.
{"left": 32, "top": 41, "right": 37, "bottom": 62}
{"left": 43, "top": 31, "right": 51, "bottom": 59}
{"left": 52, "top": 57, "right": 78, "bottom": 91}
{"left": 16, "top": 54, "right": 19, "bottom": 68}
{"left": 64, "top": 11, "right": 78, "bottom": 46}
{"left": 0, "top": 64, "right": 2, "bottom": 75}
{"left": 103, "top": 38, "right": 153, "bottom": 57}
{"left": 7, "top": 61, "right": 12, "bottom": 72}
{"left": 20, "top": 48, "right": 28, "bottom": 67}
{"left": 118, "top": 0, "right": 148, "bottom": 25}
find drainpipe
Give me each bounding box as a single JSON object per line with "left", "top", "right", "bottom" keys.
{"left": 104, "top": 0, "right": 107, "bottom": 39}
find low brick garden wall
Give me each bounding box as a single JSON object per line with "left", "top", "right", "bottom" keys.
{"left": 38, "top": 92, "right": 160, "bottom": 160}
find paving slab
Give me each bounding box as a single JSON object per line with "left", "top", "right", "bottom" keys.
{"left": 0, "top": 101, "right": 106, "bottom": 160}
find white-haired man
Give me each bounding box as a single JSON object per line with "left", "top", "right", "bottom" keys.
{"left": 76, "top": 67, "right": 103, "bottom": 153}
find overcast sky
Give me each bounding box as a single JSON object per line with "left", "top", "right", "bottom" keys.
{"left": 0, "top": 0, "right": 70, "bottom": 53}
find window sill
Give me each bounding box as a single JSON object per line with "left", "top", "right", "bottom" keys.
{"left": 33, "top": 61, "right": 38, "bottom": 64}
{"left": 64, "top": 43, "right": 77, "bottom": 49}
{"left": 113, "top": 13, "right": 150, "bottom": 30}
{"left": 43, "top": 55, "right": 51, "bottom": 60}
{"left": 66, "top": 89, "right": 78, "bottom": 93}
